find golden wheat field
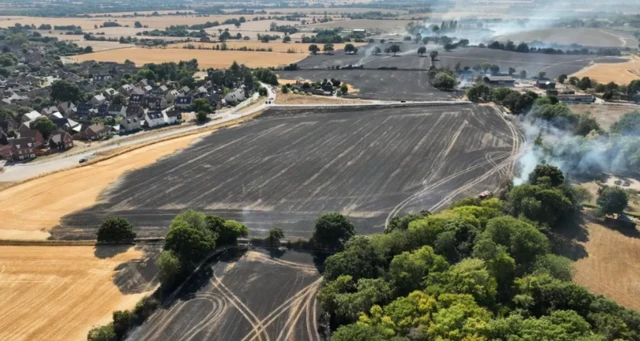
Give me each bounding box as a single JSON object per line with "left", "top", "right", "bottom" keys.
{"left": 166, "top": 41, "right": 366, "bottom": 54}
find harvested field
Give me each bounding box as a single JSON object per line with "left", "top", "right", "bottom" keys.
{"left": 59, "top": 104, "right": 520, "bottom": 239}
{"left": 570, "top": 55, "right": 640, "bottom": 84}
{"left": 70, "top": 48, "right": 306, "bottom": 69}
{"left": 302, "top": 19, "right": 414, "bottom": 33}
{"left": 0, "top": 244, "right": 158, "bottom": 341}
{"left": 222, "top": 7, "right": 406, "bottom": 14}
{"left": 569, "top": 102, "right": 640, "bottom": 130}
{"left": 127, "top": 249, "right": 322, "bottom": 341}
{"left": 167, "top": 41, "right": 365, "bottom": 54}
{"left": 274, "top": 93, "right": 372, "bottom": 105}
{"left": 0, "top": 132, "right": 207, "bottom": 240}
{"left": 493, "top": 28, "right": 639, "bottom": 48}
{"left": 573, "top": 221, "right": 640, "bottom": 311}
{"left": 278, "top": 69, "right": 457, "bottom": 101}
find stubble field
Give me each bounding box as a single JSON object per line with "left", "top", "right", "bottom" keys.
{"left": 58, "top": 104, "right": 519, "bottom": 239}
{"left": 128, "top": 249, "right": 322, "bottom": 341}
{"left": 0, "top": 244, "right": 158, "bottom": 341}
{"left": 70, "top": 47, "right": 307, "bottom": 69}
{"left": 570, "top": 55, "right": 640, "bottom": 84}
{"left": 167, "top": 41, "right": 366, "bottom": 54}
{"left": 492, "top": 28, "right": 639, "bottom": 48}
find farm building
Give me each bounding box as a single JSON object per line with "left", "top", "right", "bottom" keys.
{"left": 557, "top": 94, "right": 595, "bottom": 103}
{"left": 484, "top": 75, "right": 516, "bottom": 87}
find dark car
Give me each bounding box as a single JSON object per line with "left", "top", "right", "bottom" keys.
{"left": 79, "top": 158, "right": 88, "bottom": 163}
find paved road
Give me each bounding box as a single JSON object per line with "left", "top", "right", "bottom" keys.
{"left": 0, "top": 84, "right": 276, "bottom": 182}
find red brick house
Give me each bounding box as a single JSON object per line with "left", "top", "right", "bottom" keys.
{"left": 10, "top": 137, "right": 36, "bottom": 160}
{"left": 48, "top": 131, "right": 74, "bottom": 150}
{"left": 0, "top": 144, "right": 12, "bottom": 159}
{"left": 17, "top": 126, "right": 44, "bottom": 148}
{"left": 79, "top": 123, "right": 107, "bottom": 140}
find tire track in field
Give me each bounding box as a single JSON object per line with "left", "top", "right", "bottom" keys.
{"left": 275, "top": 280, "right": 320, "bottom": 341}
{"left": 213, "top": 275, "right": 269, "bottom": 341}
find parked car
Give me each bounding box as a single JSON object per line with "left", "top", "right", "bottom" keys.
{"left": 79, "top": 158, "right": 88, "bottom": 163}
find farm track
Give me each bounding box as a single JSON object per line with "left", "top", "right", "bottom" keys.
{"left": 59, "top": 104, "right": 517, "bottom": 240}
{"left": 128, "top": 250, "right": 321, "bottom": 341}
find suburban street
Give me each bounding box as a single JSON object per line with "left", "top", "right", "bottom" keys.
{"left": 0, "top": 84, "right": 276, "bottom": 182}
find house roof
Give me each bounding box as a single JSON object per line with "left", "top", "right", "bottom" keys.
{"left": 93, "top": 94, "right": 106, "bottom": 101}
{"left": 87, "top": 123, "right": 105, "bottom": 133}
{"left": 175, "top": 96, "right": 193, "bottom": 105}
{"left": 49, "top": 131, "right": 71, "bottom": 144}
{"left": 126, "top": 105, "right": 144, "bottom": 116}
{"left": 129, "top": 94, "right": 145, "bottom": 102}
{"left": 147, "top": 112, "right": 164, "bottom": 120}
{"left": 10, "top": 137, "right": 34, "bottom": 149}
{"left": 165, "top": 110, "right": 181, "bottom": 118}
{"left": 485, "top": 76, "right": 515, "bottom": 82}
{"left": 23, "top": 111, "right": 42, "bottom": 121}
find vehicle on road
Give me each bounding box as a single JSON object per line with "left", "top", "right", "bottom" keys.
{"left": 79, "top": 158, "right": 88, "bottom": 163}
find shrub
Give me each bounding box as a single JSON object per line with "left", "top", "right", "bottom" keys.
{"left": 96, "top": 217, "right": 136, "bottom": 243}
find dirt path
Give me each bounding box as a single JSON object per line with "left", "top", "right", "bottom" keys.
{"left": 0, "top": 132, "right": 207, "bottom": 240}
{"left": 573, "top": 222, "right": 640, "bottom": 311}
{"left": 0, "top": 245, "right": 154, "bottom": 341}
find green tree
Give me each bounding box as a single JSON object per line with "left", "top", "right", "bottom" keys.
{"left": 51, "top": 79, "right": 82, "bottom": 103}
{"left": 332, "top": 323, "right": 387, "bottom": 341}
{"left": 191, "top": 98, "right": 213, "bottom": 113}
{"left": 610, "top": 111, "right": 640, "bottom": 136}
{"left": 389, "top": 44, "right": 400, "bottom": 56}
{"left": 282, "top": 35, "right": 291, "bottom": 43}
{"left": 520, "top": 70, "right": 528, "bottom": 79}
{"left": 218, "top": 220, "right": 248, "bottom": 245}
{"left": 373, "top": 46, "right": 382, "bottom": 55}
{"left": 156, "top": 250, "right": 182, "bottom": 283}
{"left": 528, "top": 164, "right": 565, "bottom": 187}
{"left": 308, "top": 44, "right": 319, "bottom": 55}
{"left": 538, "top": 71, "right": 547, "bottom": 79}
{"left": 112, "top": 310, "right": 134, "bottom": 339}
{"left": 417, "top": 46, "right": 426, "bottom": 56}
{"left": 312, "top": 212, "right": 356, "bottom": 250}
{"left": 432, "top": 72, "right": 456, "bottom": 90}
{"left": 340, "top": 83, "right": 348, "bottom": 94}
{"left": 533, "top": 254, "right": 573, "bottom": 281}
{"left": 575, "top": 113, "right": 601, "bottom": 136}
{"left": 344, "top": 43, "right": 356, "bottom": 54}
{"left": 87, "top": 324, "right": 116, "bottom": 341}
{"left": 97, "top": 217, "right": 136, "bottom": 243}
{"left": 267, "top": 227, "right": 285, "bottom": 246}
{"left": 32, "top": 117, "right": 57, "bottom": 139}
{"left": 596, "top": 186, "right": 629, "bottom": 215}
{"left": 429, "top": 51, "right": 438, "bottom": 65}
{"left": 578, "top": 77, "right": 592, "bottom": 90}
{"left": 389, "top": 245, "right": 449, "bottom": 296}
{"left": 164, "top": 218, "right": 216, "bottom": 266}
{"left": 426, "top": 258, "right": 498, "bottom": 307}
{"left": 323, "top": 43, "right": 334, "bottom": 54}
{"left": 258, "top": 86, "right": 268, "bottom": 96}
{"left": 558, "top": 74, "right": 568, "bottom": 83}
{"left": 196, "top": 111, "right": 208, "bottom": 122}
{"left": 83, "top": 46, "right": 93, "bottom": 53}
{"left": 323, "top": 236, "right": 384, "bottom": 281}
{"left": 134, "top": 21, "right": 143, "bottom": 28}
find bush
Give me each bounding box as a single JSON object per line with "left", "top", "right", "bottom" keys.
{"left": 258, "top": 86, "right": 268, "bottom": 96}
{"left": 87, "top": 324, "right": 116, "bottom": 341}
{"left": 196, "top": 111, "right": 208, "bottom": 122}
{"left": 597, "top": 186, "right": 629, "bottom": 215}
{"left": 96, "top": 217, "right": 136, "bottom": 243}
{"left": 432, "top": 72, "right": 456, "bottom": 90}
{"left": 218, "top": 220, "right": 248, "bottom": 245}
{"left": 157, "top": 250, "right": 182, "bottom": 283}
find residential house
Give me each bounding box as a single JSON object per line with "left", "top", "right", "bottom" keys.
{"left": 91, "top": 94, "right": 107, "bottom": 106}
{"left": 174, "top": 96, "right": 193, "bottom": 110}
{"left": 120, "top": 115, "right": 142, "bottom": 133}
{"left": 224, "top": 87, "right": 246, "bottom": 105}
{"left": 51, "top": 118, "right": 81, "bottom": 134}
{"left": 21, "top": 110, "right": 42, "bottom": 123}
{"left": 143, "top": 85, "right": 153, "bottom": 93}
{"left": 126, "top": 105, "right": 145, "bottom": 118}
{"left": 17, "top": 126, "right": 44, "bottom": 148}
{"left": 48, "top": 131, "right": 74, "bottom": 150}
{"left": 0, "top": 116, "right": 19, "bottom": 133}
{"left": 80, "top": 123, "right": 107, "bottom": 140}
{"left": 137, "top": 79, "right": 149, "bottom": 87}
{"left": 180, "top": 86, "right": 190, "bottom": 94}
{"left": 153, "top": 85, "right": 169, "bottom": 96}
{"left": 97, "top": 103, "right": 110, "bottom": 117}
{"left": 0, "top": 144, "right": 12, "bottom": 159}
{"left": 483, "top": 76, "right": 516, "bottom": 87}
{"left": 165, "top": 110, "right": 182, "bottom": 124}
{"left": 146, "top": 96, "right": 168, "bottom": 110}
{"left": 93, "top": 74, "right": 112, "bottom": 83}
{"left": 131, "top": 87, "right": 145, "bottom": 95}
{"left": 129, "top": 94, "right": 145, "bottom": 106}
{"left": 40, "top": 106, "right": 60, "bottom": 116}
{"left": 10, "top": 137, "right": 36, "bottom": 160}
{"left": 145, "top": 111, "right": 166, "bottom": 128}
{"left": 57, "top": 101, "right": 77, "bottom": 116}
{"left": 195, "top": 86, "right": 208, "bottom": 98}
{"left": 108, "top": 104, "right": 127, "bottom": 117}
{"left": 165, "top": 89, "right": 180, "bottom": 103}
{"left": 119, "top": 84, "right": 134, "bottom": 96}
{"left": 103, "top": 88, "right": 118, "bottom": 99}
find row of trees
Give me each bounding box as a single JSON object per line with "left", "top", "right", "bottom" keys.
{"left": 319, "top": 165, "right": 639, "bottom": 341}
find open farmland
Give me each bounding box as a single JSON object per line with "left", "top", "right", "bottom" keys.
{"left": 0, "top": 244, "right": 158, "bottom": 341}
{"left": 492, "top": 28, "right": 640, "bottom": 48}
{"left": 570, "top": 102, "right": 640, "bottom": 130}
{"left": 573, "top": 221, "right": 640, "bottom": 311}
{"left": 128, "top": 249, "right": 321, "bottom": 341}
{"left": 58, "top": 104, "right": 519, "bottom": 239}
{"left": 570, "top": 55, "right": 640, "bottom": 84}
{"left": 302, "top": 19, "right": 414, "bottom": 33}
{"left": 70, "top": 48, "right": 307, "bottom": 69}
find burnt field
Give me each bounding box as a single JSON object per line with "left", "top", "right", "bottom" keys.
{"left": 127, "top": 249, "right": 323, "bottom": 341}
{"left": 293, "top": 43, "right": 622, "bottom": 79}
{"left": 57, "top": 104, "right": 519, "bottom": 239}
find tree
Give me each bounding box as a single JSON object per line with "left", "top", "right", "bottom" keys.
{"left": 191, "top": 98, "right": 213, "bottom": 113}
{"left": 308, "top": 44, "right": 319, "bottom": 55}
{"left": 282, "top": 35, "right": 291, "bottom": 43}
{"left": 87, "top": 324, "right": 116, "bottom": 341}
{"left": 344, "top": 43, "right": 356, "bottom": 54}
{"left": 312, "top": 212, "right": 356, "bottom": 250}
{"left": 83, "top": 46, "right": 93, "bottom": 53}
{"left": 528, "top": 164, "right": 565, "bottom": 187}
{"left": 196, "top": 111, "right": 208, "bottom": 122}
{"left": 267, "top": 227, "right": 285, "bottom": 246}
{"left": 32, "top": 117, "right": 57, "bottom": 139}
{"left": 444, "top": 43, "right": 457, "bottom": 51}
{"left": 97, "top": 217, "right": 136, "bottom": 243}
{"left": 164, "top": 212, "right": 216, "bottom": 266}
{"left": 323, "top": 236, "right": 384, "bottom": 281}
{"left": 425, "top": 258, "right": 497, "bottom": 306}
{"left": 610, "top": 111, "right": 640, "bottom": 136}
{"left": 490, "top": 64, "right": 500, "bottom": 75}
{"left": 508, "top": 67, "right": 516, "bottom": 75}
{"left": 578, "top": 77, "right": 592, "bottom": 90}
{"left": 389, "top": 44, "right": 400, "bottom": 56}
{"left": 51, "top": 79, "right": 82, "bottom": 103}
{"left": 597, "top": 186, "right": 628, "bottom": 215}
{"left": 432, "top": 72, "right": 456, "bottom": 90}
{"left": 258, "top": 86, "right": 268, "bottom": 96}
{"left": 373, "top": 46, "right": 382, "bottom": 55}
{"left": 538, "top": 71, "right": 547, "bottom": 79}
{"left": 389, "top": 246, "right": 448, "bottom": 296}
{"left": 218, "top": 220, "right": 248, "bottom": 245}
{"left": 157, "top": 250, "right": 182, "bottom": 283}
{"left": 520, "top": 70, "right": 527, "bottom": 79}
{"left": 112, "top": 310, "right": 134, "bottom": 339}
{"left": 533, "top": 254, "right": 573, "bottom": 281}
{"left": 429, "top": 51, "right": 438, "bottom": 66}
{"left": 323, "top": 43, "right": 334, "bottom": 54}
{"left": 558, "top": 74, "right": 567, "bottom": 84}
{"left": 417, "top": 46, "right": 426, "bottom": 56}
{"left": 134, "top": 21, "right": 143, "bottom": 28}
{"left": 340, "top": 83, "right": 348, "bottom": 94}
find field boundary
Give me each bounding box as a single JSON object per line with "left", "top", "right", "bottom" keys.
{"left": 261, "top": 101, "right": 472, "bottom": 118}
